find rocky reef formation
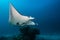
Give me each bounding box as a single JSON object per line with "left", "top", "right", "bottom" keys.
{"left": 13, "top": 26, "right": 40, "bottom": 40}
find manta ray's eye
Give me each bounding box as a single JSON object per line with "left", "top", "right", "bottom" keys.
{"left": 16, "top": 22, "right": 19, "bottom": 25}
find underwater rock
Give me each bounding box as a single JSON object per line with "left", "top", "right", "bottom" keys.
{"left": 15, "top": 26, "right": 40, "bottom": 40}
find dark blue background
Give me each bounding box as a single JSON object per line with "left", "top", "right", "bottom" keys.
{"left": 0, "top": 0, "right": 60, "bottom": 36}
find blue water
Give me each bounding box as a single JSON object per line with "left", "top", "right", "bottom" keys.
{"left": 0, "top": 0, "right": 60, "bottom": 39}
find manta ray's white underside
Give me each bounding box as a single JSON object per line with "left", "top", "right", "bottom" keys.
{"left": 9, "top": 3, "right": 36, "bottom": 26}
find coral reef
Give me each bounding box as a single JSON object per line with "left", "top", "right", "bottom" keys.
{"left": 13, "top": 26, "right": 40, "bottom": 40}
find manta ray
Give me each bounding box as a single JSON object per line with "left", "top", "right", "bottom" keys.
{"left": 9, "top": 3, "right": 37, "bottom": 26}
